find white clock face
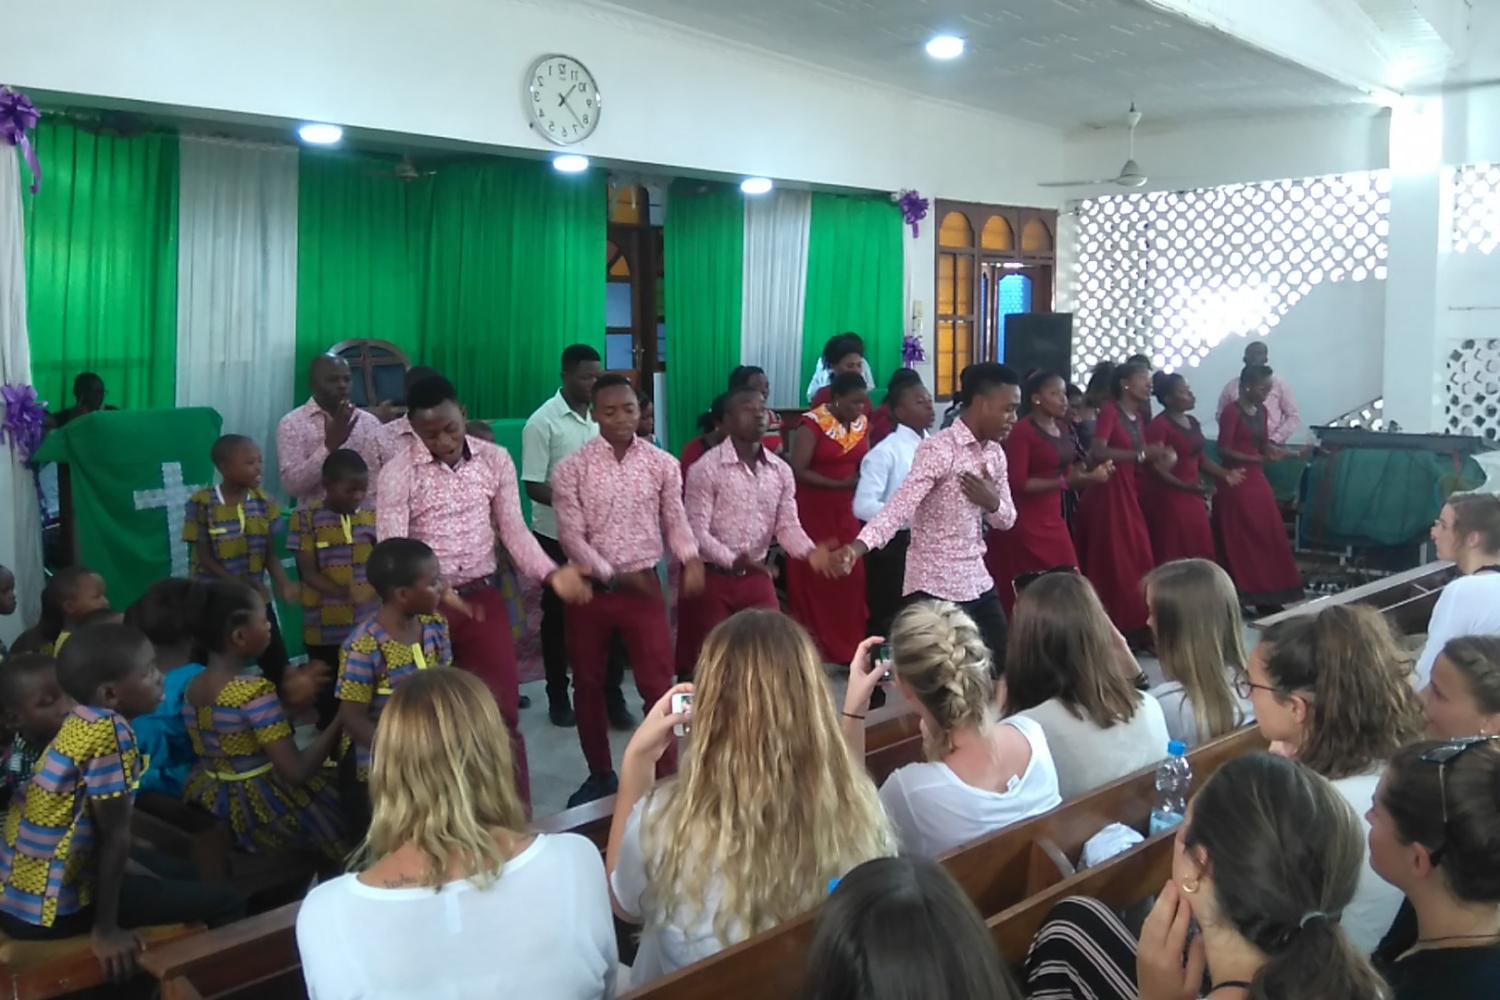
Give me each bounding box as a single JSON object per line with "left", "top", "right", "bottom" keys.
{"left": 526, "top": 54, "right": 601, "bottom": 146}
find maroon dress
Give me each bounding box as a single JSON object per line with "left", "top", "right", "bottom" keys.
{"left": 1212, "top": 403, "right": 1304, "bottom": 605}
{"left": 986, "top": 415, "right": 1080, "bottom": 615}
{"left": 785, "top": 408, "right": 870, "bottom": 663}
{"left": 1142, "top": 414, "right": 1216, "bottom": 564}
{"left": 1074, "top": 402, "right": 1154, "bottom": 632}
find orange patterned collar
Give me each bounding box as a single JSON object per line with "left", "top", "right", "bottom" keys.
{"left": 808, "top": 405, "right": 868, "bottom": 454}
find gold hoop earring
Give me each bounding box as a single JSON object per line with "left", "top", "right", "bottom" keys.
{"left": 1180, "top": 878, "right": 1200, "bottom": 895}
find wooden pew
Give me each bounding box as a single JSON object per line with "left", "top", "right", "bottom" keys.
{"left": 1252, "top": 559, "right": 1455, "bottom": 634}
{"left": 621, "top": 726, "right": 1266, "bottom": 1000}
{"left": 0, "top": 924, "right": 200, "bottom": 1000}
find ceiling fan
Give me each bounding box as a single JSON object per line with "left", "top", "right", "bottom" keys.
{"left": 1039, "top": 103, "right": 1149, "bottom": 189}
{"left": 365, "top": 153, "right": 437, "bottom": 183}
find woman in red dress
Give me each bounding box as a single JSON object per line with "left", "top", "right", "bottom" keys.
{"left": 786, "top": 372, "right": 870, "bottom": 663}
{"left": 1074, "top": 362, "right": 1176, "bottom": 636}
{"left": 1212, "top": 364, "right": 1305, "bottom": 609}
{"left": 1142, "top": 372, "right": 1245, "bottom": 564}
{"left": 986, "top": 371, "right": 1112, "bottom": 615}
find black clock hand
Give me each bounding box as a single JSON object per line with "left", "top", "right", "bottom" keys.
{"left": 560, "top": 95, "right": 586, "bottom": 128}
{"left": 556, "top": 84, "right": 578, "bottom": 108}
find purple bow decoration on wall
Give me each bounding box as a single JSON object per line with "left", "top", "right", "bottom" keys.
{"left": 0, "top": 86, "right": 41, "bottom": 195}
{"left": 894, "top": 189, "right": 929, "bottom": 237}
{"left": 1, "top": 384, "right": 48, "bottom": 462}
{"left": 901, "top": 335, "right": 926, "bottom": 368}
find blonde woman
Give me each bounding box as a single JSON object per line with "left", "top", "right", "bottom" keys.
{"left": 296, "top": 670, "right": 617, "bottom": 1000}
{"left": 607, "top": 610, "right": 894, "bottom": 986}
{"left": 1003, "top": 573, "right": 1170, "bottom": 800}
{"left": 1144, "top": 559, "right": 1255, "bottom": 747}
{"left": 1244, "top": 604, "right": 1424, "bottom": 953}
{"left": 842, "top": 601, "right": 1061, "bottom": 857}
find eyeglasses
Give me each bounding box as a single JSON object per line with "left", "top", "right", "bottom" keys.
{"left": 1421, "top": 735, "right": 1500, "bottom": 831}
{"left": 1232, "top": 675, "right": 1280, "bottom": 699}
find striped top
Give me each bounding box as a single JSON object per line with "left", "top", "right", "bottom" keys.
{"left": 336, "top": 615, "right": 452, "bottom": 777}
{"left": 288, "top": 503, "right": 379, "bottom": 647}
{"left": 182, "top": 675, "right": 293, "bottom": 778}
{"left": 183, "top": 486, "right": 281, "bottom": 583}
{"left": 0, "top": 706, "right": 143, "bottom": 927}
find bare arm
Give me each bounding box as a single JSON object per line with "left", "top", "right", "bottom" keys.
{"left": 524, "top": 482, "right": 554, "bottom": 506}
{"left": 789, "top": 423, "right": 853, "bottom": 490}
{"left": 90, "top": 797, "right": 141, "bottom": 980}
{"left": 261, "top": 721, "right": 343, "bottom": 786}
{"left": 295, "top": 546, "right": 343, "bottom": 597}
{"left": 337, "top": 697, "right": 376, "bottom": 752}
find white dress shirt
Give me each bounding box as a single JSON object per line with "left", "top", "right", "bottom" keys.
{"left": 854, "top": 423, "right": 926, "bottom": 524}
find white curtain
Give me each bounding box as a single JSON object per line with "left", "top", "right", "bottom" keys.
{"left": 176, "top": 136, "right": 298, "bottom": 498}
{"left": 741, "top": 189, "right": 811, "bottom": 410}
{"left": 0, "top": 151, "right": 45, "bottom": 640}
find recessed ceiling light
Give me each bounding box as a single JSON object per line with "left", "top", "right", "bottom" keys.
{"left": 925, "top": 35, "right": 965, "bottom": 60}
{"left": 553, "top": 154, "right": 590, "bottom": 173}
{"left": 740, "top": 177, "right": 773, "bottom": 195}
{"left": 297, "top": 123, "right": 343, "bottom": 145}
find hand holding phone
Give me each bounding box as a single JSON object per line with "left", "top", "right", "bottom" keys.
{"left": 874, "top": 642, "right": 893, "bottom": 681}
{"left": 671, "top": 692, "right": 693, "bottom": 737}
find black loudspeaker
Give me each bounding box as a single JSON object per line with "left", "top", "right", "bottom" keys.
{"left": 1002, "top": 313, "right": 1073, "bottom": 380}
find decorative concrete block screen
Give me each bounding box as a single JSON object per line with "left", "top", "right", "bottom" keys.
{"left": 1454, "top": 162, "right": 1500, "bottom": 255}
{"left": 1444, "top": 339, "right": 1500, "bottom": 442}
{"left": 1326, "top": 397, "right": 1387, "bottom": 432}
{"left": 1064, "top": 172, "right": 1390, "bottom": 381}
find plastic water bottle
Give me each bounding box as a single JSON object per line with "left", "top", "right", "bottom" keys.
{"left": 1149, "top": 741, "right": 1191, "bottom": 836}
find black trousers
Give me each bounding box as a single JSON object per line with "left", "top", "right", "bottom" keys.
{"left": 906, "top": 587, "right": 1009, "bottom": 678}
{"left": 534, "top": 533, "right": 626, "bottom": 708}
{"left": 864, "top": 530, "right": 910, "bottom": 638}
{"left": 305, "top": 643, "right": 343, "bottom": 729}
{"left": 258, "top": 601, "right": 289, "bottom": 687}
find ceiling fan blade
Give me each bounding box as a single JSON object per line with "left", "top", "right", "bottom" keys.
{"left": 1037, "top": 178, "right": 1119, "bottom": 187}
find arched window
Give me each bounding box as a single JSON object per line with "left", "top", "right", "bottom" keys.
{"left": 328, "top": 339, "right": 410, "bottom": 407}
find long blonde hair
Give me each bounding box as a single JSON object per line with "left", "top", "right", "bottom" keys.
{"left": 355, "top": 669, "right": 526, "bottom": 889}
{"left": 1146, "top": 559, "right": 1246, "bottom": 743}
{"left": 890, "top": 601, "right": 997, "bottom": 758}
{"left": 644, "top": 610, "right": 894, "bottom": 945}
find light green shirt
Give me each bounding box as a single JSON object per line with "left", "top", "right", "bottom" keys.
{"left": 521, "top": 390, "right": 598, "bottom": 539}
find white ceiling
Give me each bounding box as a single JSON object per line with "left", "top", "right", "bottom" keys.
{"left": 589, "top": 0, "right": 1374, "bottom": 130}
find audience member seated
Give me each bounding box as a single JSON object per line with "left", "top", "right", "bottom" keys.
{"left": 11, "top": 564, "right": 111, "bottom": 657}
{"left": 607, "top": 610, "right": 894, "bottom": 988}
{"left": 804, "top": 855, "right": 1022, "bottom": 1000}
{"left": 1368, "top": 737, "right": 1500, "bottom": 999}
{"left": 1025, "top": 752, "right": 1388, "bottom": 1000}
{"left": 0, "top": 562, "right": 15, "bottom": 660}
{"left": 1415, "top": 493, "right": 1500, "bottom": 688}
{"left": 1144, "top": 559, "right": 1254, "bottom": 747}
{"left": 840, "top": 601, "right": 1060, "bottom": 857}
{"left": 298, "top": 669, "right": 617, "bottom": 999}
{"left": 1422, "top": 636, "right": 1500, "bottom": 739}
{"left": 1246, "top": 605, "right": 1423, "bottom": 952}
{"left": 1002, "top": 573, "right": 1170, "bottom": 799}
{"left": 124, "top": 579, "right": 209, "bottom": 799}
{"left": 0, "top": 653, "right": 74, "bottom": 809}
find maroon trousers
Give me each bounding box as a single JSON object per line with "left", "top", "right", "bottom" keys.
{"left": 447, "top": 584, "right": 529, "bottom": 808}
{"left": 674, "top": 570, "right": 779, "bottom": 679}
{"left": 566, "top": 580, "right": 678, "bottom": 778}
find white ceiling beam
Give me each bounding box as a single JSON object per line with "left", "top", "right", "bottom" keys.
{"left": 1138, "top": 0, "right": 1398, "bottom": 92}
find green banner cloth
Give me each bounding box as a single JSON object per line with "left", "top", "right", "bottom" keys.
{"left": 34, "top": 408, "right": 223, "bottom": 609}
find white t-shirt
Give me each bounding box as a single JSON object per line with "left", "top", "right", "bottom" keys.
{"left": 1328, "top": 770, "right": 1405, "bottom": 956}
{"left": 1017, "top": 693, "right": 1171, "bottom": 800}
{"left": 878, "top": 716, "right": 1062, "bottom": 857}
{"left": 1413, "top": 572, "right": 1500, "bottom": 688}
{"left": 297, "top": 834, "right": 617, "bottom": 1000}
{"left": 1149, "top": 681, "right": 1256, "bottom": 749}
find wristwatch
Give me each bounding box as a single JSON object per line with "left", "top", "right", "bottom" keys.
{"left": 1135, "top": 448, "right": 1146, "bottom": 464}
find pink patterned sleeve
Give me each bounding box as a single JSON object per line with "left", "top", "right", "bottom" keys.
{"left": 277, "top": 411, "right": 329, "bottom": 501}
{"left": 684, "top": 461, "right": 737, "bottom": 567}
{"left": 857, "top": 437, "right": 943, "bottom": 552}
{"left": 657, "top": 456, "right": 700, "bottom": 565}
{"left": 984, "top": 445, "right": 1018, "bottom": 531}
{"left": 773, "top": 462, "right": 816, "bottom": 560}
{"left": 483, "top": 446, "right": 558, "bottom": 583}
{"left": 375, "top": 452, "right": 413, "bottom": 541}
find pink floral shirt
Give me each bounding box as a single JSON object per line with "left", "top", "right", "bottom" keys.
{"left": 375, "top": 436, "right": 556, "bottom": 586}
{"left": 551, "top": 436, "right": 699, "bottom": 582}
{"left": 683, "top": 439, "right": 815, "bottom": 568}
{"left": 276, "top": 398, "right": 387, "bottom": 504}
{"left": 856, "top": 418, "right": 1017, "bottom": 602}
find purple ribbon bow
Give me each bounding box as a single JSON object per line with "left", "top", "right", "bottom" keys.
{"left": 895, "top": 189, "right": 929, "bottom": 237}
{"left": 901, "top": 334, "right": 927, "bottom": 368}
{"left": 1, "top": 384, "right": 47, "bottom": 462}
{"left": 0, "top": 87, "right": 41, "bottom": 195}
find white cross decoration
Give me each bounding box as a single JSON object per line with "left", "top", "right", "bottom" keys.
{"left": 133, "top": 462, "right": 208, "bottom": 578}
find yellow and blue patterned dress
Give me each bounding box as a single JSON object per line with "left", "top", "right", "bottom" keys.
{"left": 0, "top": 706, "right": 143, "bottom": 928}
{"left": 336, "top": 614, "right": 452, "bottom": 780}
{"left": 182, "top": 676, "right": 345, "bottom": 861}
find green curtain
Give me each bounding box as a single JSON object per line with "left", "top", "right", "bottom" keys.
{"left": 800, "top": 193, "right": 904, "bottom": 396}
{"left": 294, "top": 151, "right": 432, "bottom": 401}
{"left": 665, "top": 182, "right": 743, "bottom": 452}
{"left": 23, "top": 120, "right": 179, "bottom": 409}
{"left": 419, "top": 159, "right": 604, "bottom": 419}
{"left": 296, "top": 152, "right": 604, "bottom": 417}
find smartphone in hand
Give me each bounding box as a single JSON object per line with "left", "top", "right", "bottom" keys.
{"left": 874, "top": 643, "right": 893, "bottom": 681}
{"left": 671, "top": 692, "right": 693, "bottom": 737}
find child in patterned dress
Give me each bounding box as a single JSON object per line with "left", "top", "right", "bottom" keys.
{"left": 181, "top": 581, "right": 346, "bottom": 863}
{"left": 0, "top": 654, "right": 74, "bottom": 808}
{"left": 183, "top": 435, "right": 299, "bottom": 684}
{"left": 0, "top": 623, "right": 243, "bottom": 980}
{"left": 335, "top": 538, "right": 452, "bottom": 837}
{"left": 290, "top": 449, "right": 379, "bottom": 727}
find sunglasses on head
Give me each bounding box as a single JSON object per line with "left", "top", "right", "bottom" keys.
{"left": 1419, "top": 735, "right": 1500, "bottom": 861}
{"left": 1012, "top": 566, "right": 1077, "bottom": 597}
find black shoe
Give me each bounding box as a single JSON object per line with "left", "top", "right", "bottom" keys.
{"left": 606, "top": 698, "right": 636, "bottom": 731}
{"left": 549, "top": 701, "right": 577, "bottom": 728}
{"left": 518, "top": 694, "right": 532, "bottom": 710}
{"left": 567, "top": 771, "right": 619, "bottom": 808}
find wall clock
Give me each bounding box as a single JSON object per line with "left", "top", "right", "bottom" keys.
{"left": 526, "top": 54, "right": 601, "bottom": 145}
